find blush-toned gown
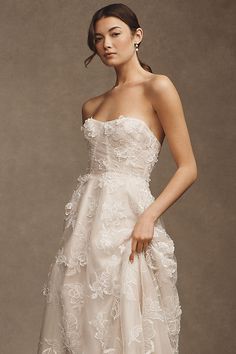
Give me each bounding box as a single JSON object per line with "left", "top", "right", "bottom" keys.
{"left": 37, "top": 115, "right": 182, "bottom": 354}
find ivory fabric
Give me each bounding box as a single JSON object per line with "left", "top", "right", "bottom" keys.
{"left": 37, "top": 115, "right": 182, "bottom": 354}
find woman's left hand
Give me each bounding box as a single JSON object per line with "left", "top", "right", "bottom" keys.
{"left": 129, "top": 212, "right": 155, "bottom": 263}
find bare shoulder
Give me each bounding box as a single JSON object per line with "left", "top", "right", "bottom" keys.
{"left": 147, "top": 74, "right": 178, "bottom": 96}
{"left": 81, "top": 92, "right": 105, "bottom": 124}
{"left": 147, "top": 74, "right": 183, "bottom": 113}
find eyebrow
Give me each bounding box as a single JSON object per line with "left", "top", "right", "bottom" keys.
{"left": 94, "top": 26, "right": 122, "bottom": 36}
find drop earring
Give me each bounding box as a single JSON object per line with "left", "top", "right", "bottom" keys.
{"left": 134, "top": 43, "right": 139, "bottom": 52}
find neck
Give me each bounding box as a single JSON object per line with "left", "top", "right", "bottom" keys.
{"left": 113, "top": 53, "right": 148, "bottom": 88}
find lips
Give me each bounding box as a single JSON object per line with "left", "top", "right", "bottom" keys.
{"left": 104, "top": 53, "right": 116, "bottom": 57}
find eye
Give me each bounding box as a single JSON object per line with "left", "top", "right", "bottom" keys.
{"left": 94, "top": 32, "right": 120, "bottom": 43}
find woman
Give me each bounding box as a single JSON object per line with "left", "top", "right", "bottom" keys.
{"left": 38, "top": 3, "right": 197, "bottom": 354}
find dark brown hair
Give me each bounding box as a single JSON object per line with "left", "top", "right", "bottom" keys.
{"left": 84, "top": 3, "right": 152, "bottom": 73}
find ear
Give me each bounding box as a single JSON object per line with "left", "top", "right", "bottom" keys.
{"left": 134, "top": 27, "right": 143, "bottom": 44}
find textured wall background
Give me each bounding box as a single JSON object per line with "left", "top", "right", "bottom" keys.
{"left": 0, "top": 1, "right": 235, "bottom": 353}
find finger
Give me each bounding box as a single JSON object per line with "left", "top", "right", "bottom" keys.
{"left": 129, "top": 239, "right": 138, "bottom": 263}
{"left": 129, "top": 250, "right": 136, "bottom": 263}
{"left": 136, "top": 241, "right": 144, "bottom": 253}
{"left": 143, "top": 240, "right": 149, "bottom": 252}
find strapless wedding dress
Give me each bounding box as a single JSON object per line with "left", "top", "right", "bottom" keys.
{"left": 37, "top": 115, "right": 182, "bottom": 354}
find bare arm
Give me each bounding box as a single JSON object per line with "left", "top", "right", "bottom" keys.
{"left": 144, "top": 75, "right": 198, "bottom": 221}
{"left": 129, "top": 75, "right": 198, "bottom": 262}
{"left": 81, "top": 99, "right": 93, "bottom": 124}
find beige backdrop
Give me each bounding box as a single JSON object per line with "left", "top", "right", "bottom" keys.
{"left": 0, "top": 0, "right": 235, "bottom": 353}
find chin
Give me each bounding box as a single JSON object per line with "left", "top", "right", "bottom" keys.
{"left": 102, "top": 59, "right": 117, "bottom": 66}
{"left": 103, "top": 58, "right": 125, "bottom": 67}
{"left": 104, "top": 62, "right": 117, "bottom": 67}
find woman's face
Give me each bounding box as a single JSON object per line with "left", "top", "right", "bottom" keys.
{"left": 94, "top": 16, "right": 142, "bottom": 66}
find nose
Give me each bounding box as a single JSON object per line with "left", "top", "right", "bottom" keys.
{"left": 103, "top": 36, "right": 112, "bottom": 49}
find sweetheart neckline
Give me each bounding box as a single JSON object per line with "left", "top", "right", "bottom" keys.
{"left": 83, "top": 115, "right": 162, "bottom": 147}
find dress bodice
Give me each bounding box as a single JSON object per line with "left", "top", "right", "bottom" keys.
{"left": 81, "top": 115, "right": 162, "bottom": 182}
